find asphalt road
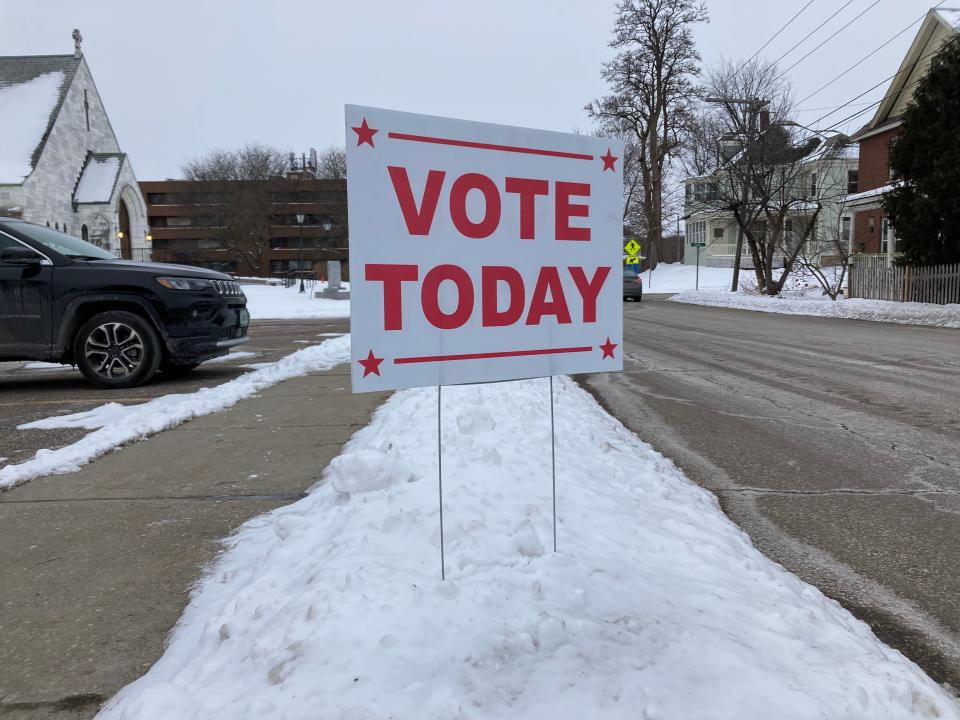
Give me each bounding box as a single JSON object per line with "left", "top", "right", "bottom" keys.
{"left": 581, "top": 299, "right": 960, "bottom": 689}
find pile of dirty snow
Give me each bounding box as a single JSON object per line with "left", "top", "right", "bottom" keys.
{"left": 97, "top": 377, "right": 958, "bottom": 720}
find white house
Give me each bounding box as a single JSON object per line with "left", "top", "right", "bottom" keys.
{"left": 0, "top": 30, "right": 150, "bottom": 260}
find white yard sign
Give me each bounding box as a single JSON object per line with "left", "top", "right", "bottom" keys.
{"left": 346, "top": 105, "right": 623, "bottom": 392}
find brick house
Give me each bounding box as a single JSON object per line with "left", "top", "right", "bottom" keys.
{"left": 0, "top": 30, "right": 150, "bottom": 260}
{"left": 845, "top": 8, "right": 959, "bottom": 259}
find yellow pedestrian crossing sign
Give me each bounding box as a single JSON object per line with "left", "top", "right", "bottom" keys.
{"left": 625, "top": 255, "right": 640, "bottom": 266}
{"left": 624, "top": 239, "right": 640, "bottom": 256}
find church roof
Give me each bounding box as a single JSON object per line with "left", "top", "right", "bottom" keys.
{"left": 74, "top": 153, "right": 124, "bottom": 204}
{"left": 0, "top": 54, "right": 81, "bottom": 184}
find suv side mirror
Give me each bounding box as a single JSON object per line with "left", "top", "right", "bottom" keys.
{"left": 0, "top": 246, "right": 42, "bottom": 265}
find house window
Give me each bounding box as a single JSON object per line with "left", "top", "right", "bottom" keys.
{"left": 81, "top": 225, "right": 89, "bottom": 241}
{"left": 713, "top": 227, "right": 725, "bottom": 240}
{"left": 841, "top": 216, "right": 851, "bottom": 246}
{"left": 688, "top": 221, "right": 706, "bottom": 246}
{"left": 810, "top": 173, "right": 817, "bottom": 196}
{"left": 847, "top": 170, "right": 858, "bottom": 195}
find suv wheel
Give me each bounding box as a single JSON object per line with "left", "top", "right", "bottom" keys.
{"left": 74, "top": 311, "right": 162, "bottom": 388}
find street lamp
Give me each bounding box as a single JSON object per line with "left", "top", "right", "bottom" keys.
{"left": 296, "top": 211, "right": 305, "bottom": 293}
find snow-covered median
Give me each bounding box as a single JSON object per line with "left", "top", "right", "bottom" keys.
{"left": 671, "top": 291, "right": 960, "bottom": 328}
{"left": 243, "top": 283, "right": 350, "bottom": 320}
{"left": 0, "top": 336, "right": 350, "bottom": 491}
{"left": 97, "top": 377, "right": 957, "bottom": 719}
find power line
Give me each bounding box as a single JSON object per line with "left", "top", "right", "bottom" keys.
{"left": 733, "top": 0, "right": 817, "bottom": 77}
{"left": 796, "top": 1, "right": 943, "bottom": 106}
{"left": 808, "top": 42, "right": 944, "bottom": 128}
{"left": 769, "top": 0, "right": 858, "bottom": 69}
{"left": 774, "top": 0, "right": 885, "bottom": 81}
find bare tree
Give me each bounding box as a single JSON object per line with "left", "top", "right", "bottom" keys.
{"left": 689, "top": 58, "right": 841, "bottom": 295}
{"left": 180, "top": 143, "right": 290, "bottom": 275}
{"left": 316, "top": 145, "right": 347, "bottom": 180}
{"left": 793, "top": 190, "right": 854, "bottom": 300}
{"left": 588, "top": 0, "right": 707, "bottom": 255}
{"left": 182, "top": 143, "right": 288, "bottom": 181}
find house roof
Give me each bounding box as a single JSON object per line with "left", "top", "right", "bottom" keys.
{"left": 0, "top": 54, "right": 81, "bottom": 185}
{"left": 74, "top": 153, "right": 124, "bottom": 204}
{"left": 852, "top": 8, "right": 959, "bottom": 141}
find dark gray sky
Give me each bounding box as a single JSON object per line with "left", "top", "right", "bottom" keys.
{"left": 0, "top": 0, "right": 941, "bottom": 180}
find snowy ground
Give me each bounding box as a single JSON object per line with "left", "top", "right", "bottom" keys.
{"left": 242, "top": 283, "right": 351, "bottom": 320}
{"left": 97, "top": 376, "right": 958, "bottom": 720}
{"left": 0, "top": 336, "right": 350, "bottom": 492}
{"left": 639, "top": 262, "right": 734, "bottom": 293}
{"left": 671, "top": 291, "right": 960, "bottom": 329}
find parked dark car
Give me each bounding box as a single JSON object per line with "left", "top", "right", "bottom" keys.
{"left": 0, "top": 218, "right": 249, "bottom": 388}
{"left": 623, "top": 268, "right": 643, "bottom": 301}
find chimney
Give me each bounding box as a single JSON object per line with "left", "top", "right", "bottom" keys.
{"left": 72, "top": 29, "right": 83, "bottom": 58}
{"left": 759, "top": 110, "right": 770, "bottom": 132}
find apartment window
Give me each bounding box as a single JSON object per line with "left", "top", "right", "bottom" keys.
{"left": 166, "top": 216, "right": 193, "bottom": 227}
{"left": 841, "top": 216, "right": 851, "bottom": 246}
{"left": 847, "top": 170, "right": 859, "bottom": 195}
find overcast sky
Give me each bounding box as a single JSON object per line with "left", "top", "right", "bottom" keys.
{"left": 0, "top": 0, "right": 942, "bottom": 180}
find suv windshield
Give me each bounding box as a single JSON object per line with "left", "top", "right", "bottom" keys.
{"left": 7, "top": 221, "right": 116, "bottom": 260}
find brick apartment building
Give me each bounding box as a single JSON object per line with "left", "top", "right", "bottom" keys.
{"left": 140, "top": 176, "right": 348, "bottom": 278}
{"left": 845, "top": 8, "right": 958, "bottom": 257}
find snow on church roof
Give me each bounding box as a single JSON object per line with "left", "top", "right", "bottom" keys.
{"left": 74, "top": 154, "right": 123, "bottom": 203}
{"left": 0, "top": 70, "right": 66, "bottom": 184}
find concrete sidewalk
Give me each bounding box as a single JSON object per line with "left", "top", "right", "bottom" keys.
{"left": 0, "top": 363, "right": 388, "bottom": 719}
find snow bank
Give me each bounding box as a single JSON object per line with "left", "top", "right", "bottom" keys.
{"left": 97, "top": 377, "right": 958, "bottom": 720}
{"left": 0, "top": 71, "right": 64, "bottom": 184}
{"left": 0, "top": 336, "right": 350, "bottom": 491}
{"left": 670, "top": 291, "right": 960, "bottom": 328}
{"left": 641, "top": 262, "right": 734, "bottom": 293}
{"left": 243, "top": 284, "right": 350, "bottom": 320}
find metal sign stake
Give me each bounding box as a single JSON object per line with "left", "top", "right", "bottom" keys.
{"left": 438, "top": 385, "right": 445, "bottom": 580}
{"left": 550, "top": 375, "right": 557, "bottom": 552}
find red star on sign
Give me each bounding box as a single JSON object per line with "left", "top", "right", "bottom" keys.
{"left": 599, "top": 338, "right": 617, "bottom": 359}
{"left": 601, "top": 148, "right": 618, "bottom": 172}
{"left": 352, "top": 118, "right": 378, "bottom": 147}
{"left": 358, "top": 349, "right": 384, "bottom": 377}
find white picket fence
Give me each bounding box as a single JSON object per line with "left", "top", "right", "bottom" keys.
{"left": 849, "top": 255, "right": 960, "bottom": 305}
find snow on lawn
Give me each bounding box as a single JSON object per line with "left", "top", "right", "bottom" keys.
{"left": 671, "top": 291, "right": 960, "bottom": 329}
{"left": 0, "top": 336, "right": 350, "bottom": 491}
{"left": 97, "top": 378, "right": 957, "bottom": 720}
{"left": 242, "top": 283, "right": 350, "bottom": 320}
{"left": 641, "top": 262, "right": 734, "bottom": 292}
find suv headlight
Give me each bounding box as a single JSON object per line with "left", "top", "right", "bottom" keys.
{"left": 155, "top": 276, "right": 215, "bottom": 291}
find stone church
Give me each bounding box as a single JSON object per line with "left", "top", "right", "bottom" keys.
{"left": 0, "top": 30, "right": 150, "bottom": 260}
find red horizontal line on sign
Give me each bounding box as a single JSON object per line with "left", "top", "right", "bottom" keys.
{"left": 387, "top": 132, "right": 594, "bottom": 161}
{"left": 394, "top": 346, "right": 593, "bottom": 365}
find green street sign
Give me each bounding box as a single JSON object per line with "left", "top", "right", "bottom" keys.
{"left": 690, "top": 242, "right": 707, "bottom": 248}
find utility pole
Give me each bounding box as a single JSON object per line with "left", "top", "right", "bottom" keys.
{"left": 705, "top": 96, "right": 769, "bottom": 292}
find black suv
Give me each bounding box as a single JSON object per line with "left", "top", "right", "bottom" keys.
{"left": 0, "top": 218, "right": 249, "bottom": 388}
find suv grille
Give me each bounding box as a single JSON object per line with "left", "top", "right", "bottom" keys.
{"left": 213, "top": 280, "right": 242, "bottom": 296}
